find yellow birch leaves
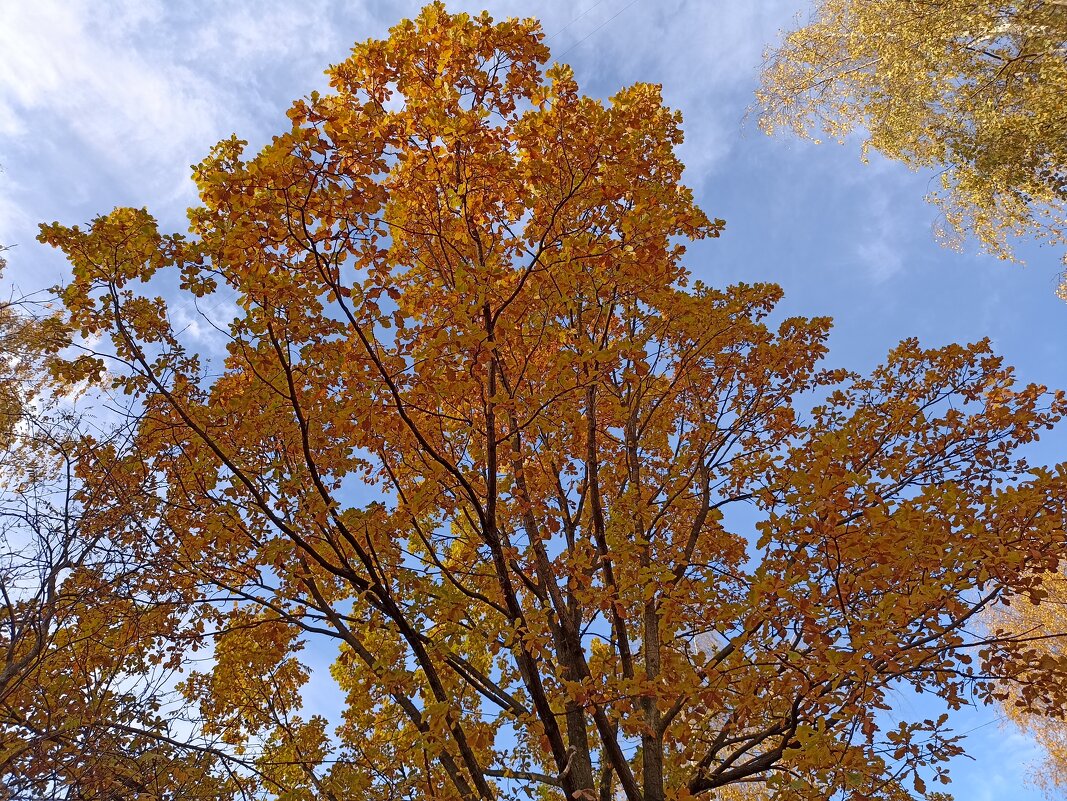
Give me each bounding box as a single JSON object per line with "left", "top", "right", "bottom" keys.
{"left": 758, "top": 0, "right": 1067, "bottom": 297}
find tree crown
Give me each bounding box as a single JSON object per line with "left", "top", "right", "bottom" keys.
{"left": 34, "top": 5, "right": 1067, "bottom": 800}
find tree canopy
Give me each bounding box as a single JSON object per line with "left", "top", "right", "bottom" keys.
{"left": 757, "top": 0, "right": 1067, "bottom": 299}
{"left": 22, "top": 4, "right": 1067, "bottom": 800}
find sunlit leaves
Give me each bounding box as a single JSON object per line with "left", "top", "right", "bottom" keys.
{"left": 758, "top": 0, "right": 1067, "bottom": 297}
{"left": 33, "top": 4, "right": 1067, "bottom": 801}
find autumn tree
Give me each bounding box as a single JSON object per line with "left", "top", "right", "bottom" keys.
{"left": 0, "top": 276, "right": 237, "bottom": 799}
{"left": 0, "top": 420, "right": 239, "bottom": 800}
{"left": 39, "top": 5, "right": 1067, "bottom": 800}
{"left": 987, "top": 570, "right": 1067, "bottom": 795}
{"left": 0, "top": 269, "right": 53, "bottom": 445}
{"left": 757, "top": 0, "right": 1067, "bottom": 298}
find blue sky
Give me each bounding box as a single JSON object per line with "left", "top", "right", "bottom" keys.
{"left": 1, "top": 1, "right": 1064, "bottom": 798}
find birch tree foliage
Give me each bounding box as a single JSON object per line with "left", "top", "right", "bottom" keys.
{"left": 757, "top": 0, "right": 1067, "bottom": 299}
{"left": 37, "top": 5, "right": 1067, "bottom": 800}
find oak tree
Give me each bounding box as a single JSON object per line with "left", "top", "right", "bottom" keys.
{"left": 757, "top": 0, "right": 1067, "bottom": 298}
{"left": 40, "top": 5, "right": 1067, "bottom": 800}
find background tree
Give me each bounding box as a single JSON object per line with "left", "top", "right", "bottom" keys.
{"left": 0, "top": 272, "right": 237, "bottom": 799}
{"left": 0, "top": 418, "right": 237, "bottom": 800}
{"left": 987, "top": 570, "right": 1067, "bottom": 796}
{"left": 39, "top": 5, "right": 1067, "bottom": 800}
{"left": 757, "top": 0, "right": 1067, "bottom": 299}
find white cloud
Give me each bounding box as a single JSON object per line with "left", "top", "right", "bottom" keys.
{"left": 855, "top": 208, "right": 906, "bottom": 284}
{"left": 1, "top": 0, "right": 797, "bottom": 223}
{"left": 0, "top": 2, "right": 219, "bottom": 181}
{"left": 848, "top": 155, "right": 934, "bottom": 284}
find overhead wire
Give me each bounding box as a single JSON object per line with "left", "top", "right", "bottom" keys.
{"left": 545, "top": 0, "right": 607, "bottom": 41}
{"left": 555, "top": 0, "right": 644, "bottom": 61}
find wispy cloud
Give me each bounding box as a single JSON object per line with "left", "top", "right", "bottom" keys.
{"left": 0, "top": 2, "right": 219, "bottom": 185}
{"left": 846, "top": 152, "right": 933, "bottom": 285}
{"left": 854, "top": 192, "right": 906, "bottom": 284}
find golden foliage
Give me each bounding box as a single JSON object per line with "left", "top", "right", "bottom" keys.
{"left": 0, "top": 268, "right": 63, "bottom": 445}
{"left": 758, "top": 0, "right": 1067, "bottom": 297}
{"left": 28, "top": 4, "right": 1067, "bottom": 800}
{"left": 988, "top": 572, "right": 1067, "bottom": 794}
{"left": 0, "top": 275, "right": 231, "bottom": 797}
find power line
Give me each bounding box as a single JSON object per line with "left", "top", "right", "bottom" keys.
{"left": 556, "top": 0, "right": 644, "bottom": 61}
{"left": 545, "top": 0, "right": 608, "bottom": 42}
